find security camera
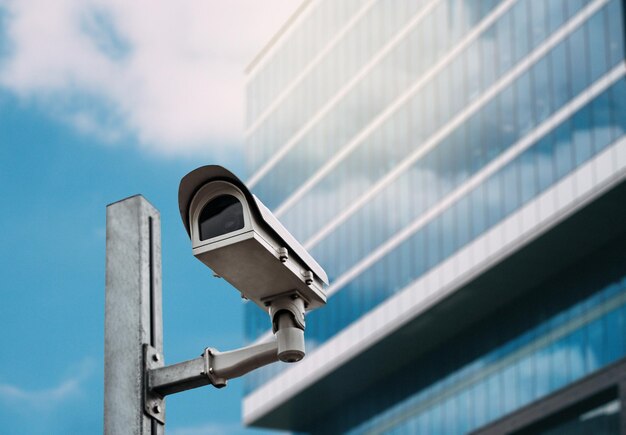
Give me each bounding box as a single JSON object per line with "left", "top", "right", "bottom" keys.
{"left": 107, "top": 166, "right": 330, "bottom": 421}
{"left": 178, "top": 165, "right": 328, "bottom": 362}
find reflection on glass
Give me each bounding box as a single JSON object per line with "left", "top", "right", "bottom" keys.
{"left": 198, "top": 195, "right": 244, "bottom": 241}
{"left": 524, "top": 398, "right": 620, "bottom": 435}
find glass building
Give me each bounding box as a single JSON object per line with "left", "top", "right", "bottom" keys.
{"left": 242, "top": 0, "right": 626, "bottom": 433}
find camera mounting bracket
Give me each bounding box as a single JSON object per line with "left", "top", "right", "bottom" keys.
{"left": 142, "top": 340, "right": 280, "bottom": 424}
{"left": 143, "top": 345, "right": 165, "bottom": 424}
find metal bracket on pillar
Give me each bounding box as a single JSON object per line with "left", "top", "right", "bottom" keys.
{"left": 144, "top": 345, "right": 165, "bottom": 424}
{"left": 143, "top": 340, "right": 280, "bottom": 406}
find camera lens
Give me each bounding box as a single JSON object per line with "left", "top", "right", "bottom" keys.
{"left": 199, "top": 195, "right": 244, "bottom": 240}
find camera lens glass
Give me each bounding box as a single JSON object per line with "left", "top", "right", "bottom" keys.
{"left": 199, "top": 195, "right": 244, "bottom": 240}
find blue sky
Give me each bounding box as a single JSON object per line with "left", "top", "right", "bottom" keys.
{"left": 0, "top": 1, "right": 298, "bottom": 433}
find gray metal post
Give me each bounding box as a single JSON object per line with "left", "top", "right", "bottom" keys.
{"left": 105, "top": 195, "right": 164, "bottom": 435}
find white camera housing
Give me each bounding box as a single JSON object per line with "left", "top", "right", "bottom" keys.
{"left": 178, "top": 165, "right": 328, "bottom": 316}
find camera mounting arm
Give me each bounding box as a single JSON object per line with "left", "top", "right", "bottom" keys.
{"left": 143, "top": 304, "right": 305, "bottom": 424}
{"left": 146, "top": 295, "right": 305, "bottom": 396}
{"left": 147, "top": 340, "right": 279, "bottom": 395}
{"left": 143, "top": 339, "right": 280, "bottom": 423}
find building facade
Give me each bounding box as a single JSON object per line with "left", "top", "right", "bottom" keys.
{"left": 243, "top": 0, "right": 626, "bottom": 433}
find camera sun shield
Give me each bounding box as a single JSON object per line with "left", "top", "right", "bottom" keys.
{"left": 178, "top": 165, "right": 328, "bottom": 314}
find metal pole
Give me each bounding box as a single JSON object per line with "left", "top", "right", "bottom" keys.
{"left": 105, "top": 195, "right": 164, "bottom": 435}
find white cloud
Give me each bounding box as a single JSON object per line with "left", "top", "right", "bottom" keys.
{"left": 0, "top": 357, "right": 95, "bottom": 408}
{"left": 0, "top": 0, "right": 300, "bottom": 157}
